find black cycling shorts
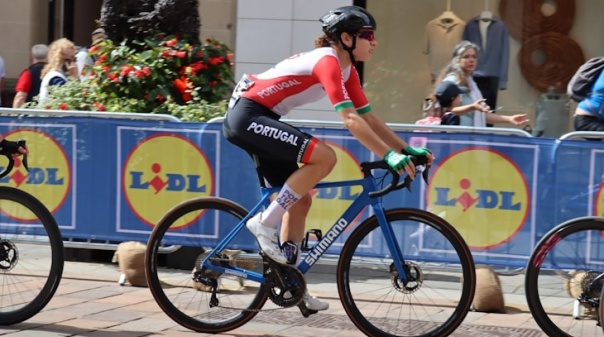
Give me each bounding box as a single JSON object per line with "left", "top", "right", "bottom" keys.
{"left": 223, "top": 98, "right": 317, "bottom": 187}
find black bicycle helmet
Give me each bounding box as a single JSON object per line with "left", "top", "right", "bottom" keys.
{"left": 320, "top": 6, "right": 377, "bottom": 35}
{"left": 319, "top": 6, "right": 376, "bottom": 64}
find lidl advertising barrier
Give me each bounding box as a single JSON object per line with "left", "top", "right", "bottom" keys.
{"left": 0, "top": 115, "right": 602, "bottom": 269}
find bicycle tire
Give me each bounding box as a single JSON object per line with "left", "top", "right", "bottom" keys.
{"left": 600, "top": 286, "right": 604, "bottom": 334}
{"left": 337, "top": 208, "right": 475, "bottom": 337}
{"left": 0, "top": 186, "right": 64, "bottom": 325}
{"left": 525, "top": 216, "right": 604, "bottom": 336}
{"left": 145, "top": 197, "right": 269, "bottom": 333}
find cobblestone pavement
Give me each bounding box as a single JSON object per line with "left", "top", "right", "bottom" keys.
{"left": 0, "top": 257, "right": 601, "bottom": 337}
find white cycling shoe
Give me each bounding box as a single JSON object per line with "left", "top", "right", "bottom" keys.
{"left": 246, "top": 213, "right": 287, "bottom": 264}
{"left": 304, "top": 290, "right": 329, "bottom": 311}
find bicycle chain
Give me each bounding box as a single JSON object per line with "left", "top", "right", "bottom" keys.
{"left": 195, "top": 253, "right": 306, "bottom": 312}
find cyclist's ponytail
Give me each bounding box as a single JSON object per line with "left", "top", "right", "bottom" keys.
{"left": 314, "top": 34, "right": 333, "bottom": 48}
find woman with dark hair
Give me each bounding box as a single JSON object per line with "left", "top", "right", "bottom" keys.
{"left": 434, "top": 40, "right": 528, "bottom": 127}
{"left": 222, "top": 5, "right": 433, "bottom": 310}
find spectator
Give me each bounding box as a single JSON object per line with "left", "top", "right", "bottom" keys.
{"left": 38, "top": 38, "right": 79, "bottom": 103}
{"left": 434, "top": 40, "right": 528, "bottom": 127}
{"left": 0, "top": 55, "right": 5, "bottom": 106}
{"left": 76, "top": 27, "right": 106, "bottom": 81}
{"left": 12, "top": 44, "right": 49, "bottom": 108}
{"left": 574, "top": 67, "right": 604, "bottom": 132}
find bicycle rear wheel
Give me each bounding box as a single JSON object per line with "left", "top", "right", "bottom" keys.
{"left": 337, "top": 208, "right": 475, "bottom": 337}
{"left": 0, "top": 187, "right": 63, "bottom": 325}
{"left": 525, "top": 216, "right": 604, "bottom": 336}
{"left": 145, "top": 197, "right": 268, "bottom": 333}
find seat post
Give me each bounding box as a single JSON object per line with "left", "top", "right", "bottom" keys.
{"left": 251, "top": 154, "right": 267, "bottom": 188}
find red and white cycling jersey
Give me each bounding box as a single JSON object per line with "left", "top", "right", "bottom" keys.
{"left": 238, "top": 47, "right": 371, "bottom": 116}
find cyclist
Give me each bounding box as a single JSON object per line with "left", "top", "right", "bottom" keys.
{"left": 222, "top": 5, "right": 433, "bottom": 311}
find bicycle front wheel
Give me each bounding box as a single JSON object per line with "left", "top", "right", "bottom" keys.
{"left": 145, "top": 197, "right": 268, "bottom": 333}
{"left": 525, "top": 216, "right": 604, "bottom": 337}
{"left": 0, "top": 187, "right": 64, "bottom": 325}
{"left": 337, "top": 208, "right": 475, "bottom": 337}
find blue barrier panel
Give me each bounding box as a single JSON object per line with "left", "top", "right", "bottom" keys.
{"left": 0, "top": 115, "right": 601, "bottom": 269}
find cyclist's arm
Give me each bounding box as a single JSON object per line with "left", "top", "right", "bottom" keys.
{"left": 338, "top": 107, "right": 391, "bottom": 157}
{"left": 360, "top": 111, "right": 409, "bottom": 153}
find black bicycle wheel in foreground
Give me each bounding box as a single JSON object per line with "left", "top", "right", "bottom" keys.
{"left": 0, "top": 187, "right": 64, "bottom": 325}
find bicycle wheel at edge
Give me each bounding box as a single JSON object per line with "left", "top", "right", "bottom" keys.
{"left": 145, "top": 197, "right": 269, "bottom": 333}
{"left": 0, "top": 186, "right": 64, "bottom": 325}
{"left": 337, "top": 208, "right": 475, "bottom": 337}
{"left": 525, "top": 216, "right": 604, "bottom": 337}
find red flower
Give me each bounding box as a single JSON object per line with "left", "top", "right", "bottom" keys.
{"left": 176, "top": 51, "right": 187, "bottom": 58}
{"left": 174, "top": 77, "right": 192, "bottom": 102}
{"left": 60, "top": 103, "right": 68, "bottom": 110}
{"left": 156, "top": 93, "right": 165, "bottom": 102}
{"left": 120, "top": 65, "right": 133, "bottom": 77}
{"left": 142, "top": 66, "right": 151, "bottom": 76}
{"left": 89, "top": 45, "right": 99, "bottom": 53}
{"left": 108, "top": 73, "right": 119, "bottom": 83}
{"left": 166, "top": 38, "right": 178, "bottom": 47}
{"left": 208, "top": 56, "right": 224, "bottom": 66}
{"left": 93, "top": 101, "right": 106, "bottom": 111}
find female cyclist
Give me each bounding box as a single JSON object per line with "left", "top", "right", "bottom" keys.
{"left": 222, "top": 5, "right": 433, "bottom": 311}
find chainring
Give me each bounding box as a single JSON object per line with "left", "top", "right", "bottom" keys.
{"left": 265, "top": 262, "right": 306, "bottom": 308}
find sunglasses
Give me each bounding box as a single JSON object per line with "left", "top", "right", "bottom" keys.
{"left": 357, "top": 30, "right": 376, "bottom": 42}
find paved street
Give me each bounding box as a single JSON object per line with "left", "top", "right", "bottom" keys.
{"left": 0, "top": 254, "right": 602, "bottom": 337}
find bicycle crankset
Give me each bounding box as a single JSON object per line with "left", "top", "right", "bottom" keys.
{"left": 390, "top": 261, "right": 423, "bottom": 294}
{"left": 0, "top": 239, "right": 18, "bottom": 271}
{"left": 264, "top": 259, "right": 306, "bottom": 308}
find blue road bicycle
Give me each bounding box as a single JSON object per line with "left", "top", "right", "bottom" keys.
{"left": 145, "top": 155, "right": 476, "bottom": 337}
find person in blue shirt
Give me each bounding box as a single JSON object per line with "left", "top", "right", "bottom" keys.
{"left": 574, "top": 69, "right": 604, "bottom": 131}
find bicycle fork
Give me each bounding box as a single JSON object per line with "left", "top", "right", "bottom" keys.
{"left": 373, "top": 203, "right": 414, "bottom": 287}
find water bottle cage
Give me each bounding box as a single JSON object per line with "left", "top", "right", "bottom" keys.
{"left": 301, "top": 229, "right": 323, "bottom": 252}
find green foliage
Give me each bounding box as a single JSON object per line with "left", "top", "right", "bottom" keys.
{"left": 30, "top": 34, "right": 234, "bottom": 122}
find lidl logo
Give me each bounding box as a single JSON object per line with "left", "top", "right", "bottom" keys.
{"left": 123, "top": 134, "right": 214, "bottom": 228}
{"left": 0, "top": 129, "right": 70, "bottom": 221}
{"left": 426, "top": 148, "right": 529, "bottom": 249}
{"left": 306, "top": 141, "right": 364, "bottom": 233}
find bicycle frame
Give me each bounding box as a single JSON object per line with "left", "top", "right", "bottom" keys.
{"left": 202, "top": 172, "right": 411, "bottom": 285}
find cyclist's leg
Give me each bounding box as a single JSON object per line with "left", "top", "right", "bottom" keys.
{"left": 224, "top": 99, "right": 336, "bottom": 261}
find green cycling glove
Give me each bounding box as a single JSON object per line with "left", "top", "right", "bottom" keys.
{"left": 383, "top": 149, "right": 410, "bottom": 171}
{"left": 402, "top": 145, "right": 432, "bottom": 157}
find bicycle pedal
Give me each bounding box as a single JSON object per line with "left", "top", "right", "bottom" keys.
{"left": 297, "top": 301, "right": 318, "bottom": 318}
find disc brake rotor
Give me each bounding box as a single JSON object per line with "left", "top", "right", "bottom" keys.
{"left": 0, "top": 240, "right": 18, "bottom": 271}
